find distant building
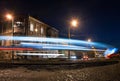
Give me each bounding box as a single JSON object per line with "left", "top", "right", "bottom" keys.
{"left": 0, "top": 14, "right": 59, "bottom": 60}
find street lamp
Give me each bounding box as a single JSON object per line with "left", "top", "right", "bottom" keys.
{"left": 92, "top": 46, "right": 98, "bottom": 58}
{"left": 68, "top": 19, "right": 78, "bottom": 59}
{"left": 87, "top": 38, "right": 91, "bottom": 42}
{"left": 6, "top": 14, "right": 13, "bottom": 20}
{"left": 87, "top": 38, "right": 92, "bottom": 48}
{"left": 87, "top": 39, "right": 97, "bottom": 58}
{"left": 71, "top": 19, "right": 78, "bottom": 27}
{"left": 86, "top": 38, "right": 92, "bottom": 58}
{"left": 6, "top": 13, "right": 14, "bottom": 61}
{"left": 6, "top": 14, "right": 14, "bottom": 34}
{"left": 68, "top": 19, "right": 78, "bottom": 39}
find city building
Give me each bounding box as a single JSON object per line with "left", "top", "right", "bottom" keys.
{"left": 0, "top": 14, "right": 59, "bottom": 60}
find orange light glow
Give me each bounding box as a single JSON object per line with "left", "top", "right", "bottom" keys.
{"left": 71, "top": 19, "right": 78, "bottom": 27}
{"left": 6, "top": 14, "right": 13, "bottom": 20}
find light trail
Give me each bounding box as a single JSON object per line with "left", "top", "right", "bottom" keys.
{"left": 104, "top": 48, "right": 118, "bottom": 58}
{"left": 0, "top": 36, "right": 117, "bottom": 58}
{"left": 16, "top": 53, "right": 65, "bottom": 56}
{"left": 42, "top": 46, "right": 105, "bottom": 51}
{"left": 0, "top": 36, "right": 113, "bottom": 48}
{"left": 0, "top": 47, "right": 33, "bottom": 50}
{"left": 20, "top": 42, "right": 86, "bottom": 48}
{"left": 20, "top": 42, "right": 105, "bottom": 51}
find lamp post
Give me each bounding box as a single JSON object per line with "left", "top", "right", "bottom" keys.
{"left": 6, "top": 14, "right": 14, "bottom": 61}
{"left": 87, "top": 39, "right": 97, "bottom": 58}
{"left": 6, "top": 14, "right": 14, "bottom": 36}
{"left": 87, "top": 38, "right": 92, "bottom": 49}
{"left": 68, "top": 19, "right": 78, "bottom": 59}
{"left": 85, "top": 38, "right": 91, "bottom": 59}
{"left": 92, "top": 46, "right": 98, "bottom": 58}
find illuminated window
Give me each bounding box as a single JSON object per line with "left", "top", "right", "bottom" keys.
{"left": 15, "top": 21, "right": 23, "bottom": 27}
{"left": 30, "top": 23, "right": 34, "bottom": 31}
{"left": 16, "top": 21, "right": 22, "bottom": 25}
{"left": 41, "top": 27, "right": 44, "bottom": 34}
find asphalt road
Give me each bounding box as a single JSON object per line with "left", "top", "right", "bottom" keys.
{"left": 0, "top": 60, "right": 120, "bottom": 81}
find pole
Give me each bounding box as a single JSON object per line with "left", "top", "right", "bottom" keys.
{"left": 12, "top": 18, "right": 14, "bottom": 62}
{"left": 68, "top": 26, "right": 70, "bottom": 59}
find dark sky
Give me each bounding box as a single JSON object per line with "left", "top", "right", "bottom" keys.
{"left": 0, "top": 0, "right": 120, "bottom": 48}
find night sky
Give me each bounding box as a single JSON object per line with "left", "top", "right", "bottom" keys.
{"left": 0, "top": 0, "right": 120, "bottom": 48}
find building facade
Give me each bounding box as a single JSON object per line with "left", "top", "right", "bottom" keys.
{"left": 0, "top": 14, "right": 59, "bottom": 60}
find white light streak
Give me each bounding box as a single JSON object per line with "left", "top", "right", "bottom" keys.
{"left": 16, "top": 53, "right": 65, "bottom": 56}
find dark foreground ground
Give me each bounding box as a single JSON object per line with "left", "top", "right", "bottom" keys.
{"left": 0, "top": 60, "right": 120, "bottom": 81}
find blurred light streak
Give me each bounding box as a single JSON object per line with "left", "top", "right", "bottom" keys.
{"left": 104, "top": 48, "right": 118, "bottom": 57}
{"left": 0, "top": 36, "right": 113, "bottom": 48}
{"left": 16, "top": 53, "right": 64, "bottom": 56}
{"left": 0, "top": 47, "right": 33, "bottom": 50}
{"left": 20, "top": 42, "right": 105, "bottom": 51}
{"left": 20, "top": 42, "right": 86, "bottom": 48}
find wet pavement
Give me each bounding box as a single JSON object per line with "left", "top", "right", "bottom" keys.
{"left": 0, "top": 60, "right": 120, "bottom": 81}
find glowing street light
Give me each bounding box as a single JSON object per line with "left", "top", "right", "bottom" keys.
{"left": 87, "top": 38, "right": 92, "bottom": 48}
{"left": 87, "top": 38, "right": 97, "bottom": 57}
{"left": 6, "top": 14, "right": 13, "bottom": 20}
{"left": 68, "top": 19, "right": 79, "bottom": 59}
{"left": 71, "top": 19, "right": 78, "bottom": 27}
{"left": 5, "top": 14, "right": 14, "bottom": 33}
{"left": 87, "top": 38, "right": 91, "bottom": 42}
{"left": 68, "top": 19, "right": 79, "bottom": 38}
{"left": 5, "top": 13, "right": 14, "bottom": 34}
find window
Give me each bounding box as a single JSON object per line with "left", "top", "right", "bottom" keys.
{"left": 30, "top": 23, "right": 34, "bottom": 31}
{"left": 14, "top": 21, "right": 24, "bottom": 27}
{"left": 41, "top": 27, "right": 44, "bottom": 34}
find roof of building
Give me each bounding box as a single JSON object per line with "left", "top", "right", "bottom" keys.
{"left": 29, "top": 16, "right": 59, "bottom": 32}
